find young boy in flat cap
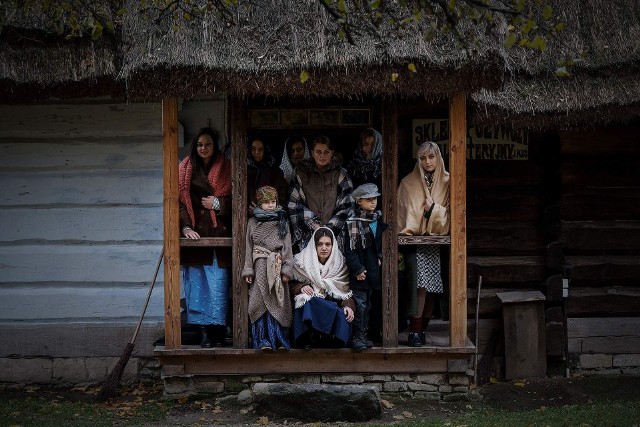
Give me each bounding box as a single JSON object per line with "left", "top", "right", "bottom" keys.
{"left": 343, "top": 183, "right": 387, "bottom": 351}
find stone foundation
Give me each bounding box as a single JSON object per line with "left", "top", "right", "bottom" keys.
{"left": 163, "top": 372, "right": 471, "bottom": 401}
{"left": 572, "top": 353, "right": 640, "bottom": 375}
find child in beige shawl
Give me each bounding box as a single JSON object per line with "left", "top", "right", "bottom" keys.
{"left": 397, "top": 142, "right": 450, "bottom": 347}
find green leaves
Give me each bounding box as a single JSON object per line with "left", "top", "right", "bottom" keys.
{"left": 543, "top": 5, "right": 553, "bottom": 20}
{"left": 299, "top": 70, "right": 310, "bottom": 84}
{"left": 554, "top": 66, "right": 570, "bottom": 77}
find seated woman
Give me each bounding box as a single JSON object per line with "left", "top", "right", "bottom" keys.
{"left": 290, "top": 227, "right": 355, "bottom": 348}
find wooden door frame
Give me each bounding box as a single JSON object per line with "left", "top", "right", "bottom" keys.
{"left": 161, "top": 94, "right": 467, "bottom": 352}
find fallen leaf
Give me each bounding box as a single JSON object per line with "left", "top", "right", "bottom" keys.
{"left": 257, "top": 416, "right": 269, "bottom": 425}
{"left": 514, "top": 381, "right": 526, "bottom": 387}
{"left": 177, "top": 396, "right": 189, "bottom": 404}
{"left": 211, "top": 406, "right": 223, "bottom": 414}
{"left": 489, "top": 377, "right": 498, "bottom": 383}
{"left": 402, "top": 411, "right": 413, "bottom": 418}
{"left": 381, "top": 399, "right": 394, "bottom": 409}
{"left": 393, "top": 415, "right": 405, "bottom": 420}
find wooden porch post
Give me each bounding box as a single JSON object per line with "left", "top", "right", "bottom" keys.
{"left": 162, "top": 98, "right": 181, "bottom": 349}
{"left": 381, "top": 99, "right": 399, "bottom": 347}
{"left": 229, "top": 96, "right": 249, "bottom": 348}
{"left": 449, "top": 93, "right": 468, "bottom": 347}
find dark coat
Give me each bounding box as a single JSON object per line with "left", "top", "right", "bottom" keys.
{"left": 343, "top": 218, "right": 387, "bottom": 291}
{"left": 247, "top": 163, "right": 289, "bottom": 207}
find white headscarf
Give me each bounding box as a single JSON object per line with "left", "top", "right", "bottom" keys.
{"left": 292, "top": 227, "right": 351, "bottom": 309}
{"left": 280, "top": 137, "right": 310, "bottom": 184}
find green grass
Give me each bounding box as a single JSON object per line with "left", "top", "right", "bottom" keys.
{"left": 388, "top": 400, "right": 640, "bottom": 427}
{"left": 0, "top": 394, "right": 171, "bottom": 427}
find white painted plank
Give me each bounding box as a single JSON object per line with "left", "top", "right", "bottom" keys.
{"left": 0, "top": 244, "right": 164, "bottom": 283}
{"left": 0, "top": 103, "right": 162, "bottom": 139}
{"left": 1, "top": 206, "right": 162, "bottom": 242}
{"left": 0, "top": 169, "right": 162, "bottom": 206}
{"left": 0, "top": 321, "right": 165, "bottom": 358}
{"left": 0, "top": 285, "right": 165, "bottom": 321}
{"left": 0, "top": 139, "right": 162, "bottom": 171}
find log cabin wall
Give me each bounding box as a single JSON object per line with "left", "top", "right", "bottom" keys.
{"left": 0, "top": 102, "right": 167, "bottom": 384}
{"left": 557, "top": 123, "right": 640, "bottom": 373}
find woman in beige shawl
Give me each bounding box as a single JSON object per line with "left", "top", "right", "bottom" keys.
{"left": 397, "top": 142, "right": 450, "bottom": 347}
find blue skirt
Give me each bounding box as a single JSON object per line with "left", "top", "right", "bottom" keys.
{"left": 293, "top": 297, "right": 352, "bottom": 347}
{"left": 251, "top": 312, "right": 291, "bottom": 351}
{"left": 182, "top": 255, "right": 228, "bottom": 326}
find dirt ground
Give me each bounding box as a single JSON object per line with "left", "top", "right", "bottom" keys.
{"left": 3, "top": 375, "right": 639, "bottom": 426}
{"left": 147, "top": 375, "right": 640, "bottom": 426}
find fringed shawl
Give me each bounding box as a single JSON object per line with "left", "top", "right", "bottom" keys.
{"left": 397, "top": 149, "right": 450, "bottom": 236}
{"left": 288, "top": 155, "right": 354, "bottom": 250}
{"left": 179, "top": 154, "right": 232, "bottom": 228}
{"left": 292, "top": 228, "right": 352, "bottom": 309}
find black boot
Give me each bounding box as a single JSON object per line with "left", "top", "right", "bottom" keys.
{"left": 199, "top": 326, "right": 213, "bottom": 348}
{"left": 212, "top": 325, "right": 226, "bottom": 347}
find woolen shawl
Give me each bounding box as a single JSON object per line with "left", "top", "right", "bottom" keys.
{"left": 179, "top": 154, "right": 232, "bottom": 228}
{"left": 292, "top": 228, "right": 352, "bottom": 309}
{"left": 397, "top": 144, "right": 450, "bottom": 236}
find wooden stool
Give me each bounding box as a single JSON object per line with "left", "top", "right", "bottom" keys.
{"left": 497, "top": 291, "right": 547, "bottom": 380}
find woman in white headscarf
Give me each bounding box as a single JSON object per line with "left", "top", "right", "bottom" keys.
{"left": 279, "top": 137, "right": 310, "bottom": 185}
{"left": 397, "top": 141, "right": 450, "bottom": 347}
{"left": 289, "top": 227, "right": 355, "bottom": 348}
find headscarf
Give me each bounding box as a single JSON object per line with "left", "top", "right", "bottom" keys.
{"left": 279, "top": 137, "right": 310, "bottom": 184}
{"left": 292, "top": 227, "right": 351, "bottom": 309}
{"left": 255, "top": 185, "right": 278, "bottom": 205}
{"left": 397, "top": 142, "right": 450, "bottom": 236}
{"left": 347, "top": 128, "right": 383, "bottom": 183}
{"left": 247, "top": 138, "right": 275, "bottom": 169}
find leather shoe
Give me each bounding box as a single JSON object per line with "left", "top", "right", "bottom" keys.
{"left": 407, "top": 332, "right": 424, "bottom": 347}
{"left": 199, "top": 326, "right": 213, "bottom": 348}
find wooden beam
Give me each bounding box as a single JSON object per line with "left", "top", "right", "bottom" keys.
{"left": 180, "top": 237, "right": 232, "bottom": 247}
{"left": 162, "top": 98, "right": 181, "bottom": 349}
{"left": 229, "top": 96, "right": 249, "bottom": 348}
{"left": 381, "top": 99, "right": 399, "bottom": 347}
{"left": 448, "top": 93, "right": 467, "bottom": 348}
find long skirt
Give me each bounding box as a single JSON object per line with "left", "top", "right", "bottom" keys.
{"left": 251, "top": 312, "right": 291, "bottom": 351}
{"left": 182, "top": 255, "right": 228, "bottom": 326}
{"left": 293, "top": 297, "right": 351, "bottom": 347}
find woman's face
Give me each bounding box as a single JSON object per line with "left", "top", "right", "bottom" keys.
{"left": 251, "top": 140, "right": 265, "bottom": 163}
{"left": 419, "top": 149, "right": 437, "bottom": 173}
{"left": 312, "top": 143, "right": 334, "bottom": 169}
{"left": 316, "top": 235, "right": 333, "bottom": 264}
{"left": 361, "top": 135, "right": 375, "bottom": 157}
{"left": 197, "top": 134, "right": 215, "bottom": 163}
{"left": 289, "top": 141, "right": 305, "bottom": 165}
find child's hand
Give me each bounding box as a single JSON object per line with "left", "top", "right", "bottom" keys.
{"left": 245, "top": 276, "right": 253, "bottom": 284}
{"left": 281, "top": 274, "right": 290, "bottom": 283}
{"left": 356, "top": 270, "right": 367, "bottom": 281}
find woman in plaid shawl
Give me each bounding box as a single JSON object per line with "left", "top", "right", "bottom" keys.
{"left": 287, "top": 135, "right": 355, "bottom": 253}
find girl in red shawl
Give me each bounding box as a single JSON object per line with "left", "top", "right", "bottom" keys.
{"left": 179, "top": 128, "right": 232, "bottom": 348}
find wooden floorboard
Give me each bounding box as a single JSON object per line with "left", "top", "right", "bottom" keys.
{"left": 155, "top": 332, "right": 475, "bottom": 375}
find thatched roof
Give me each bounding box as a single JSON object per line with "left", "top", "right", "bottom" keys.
{"left": 1, "top": 0, "right": 639, "bottom": 128}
